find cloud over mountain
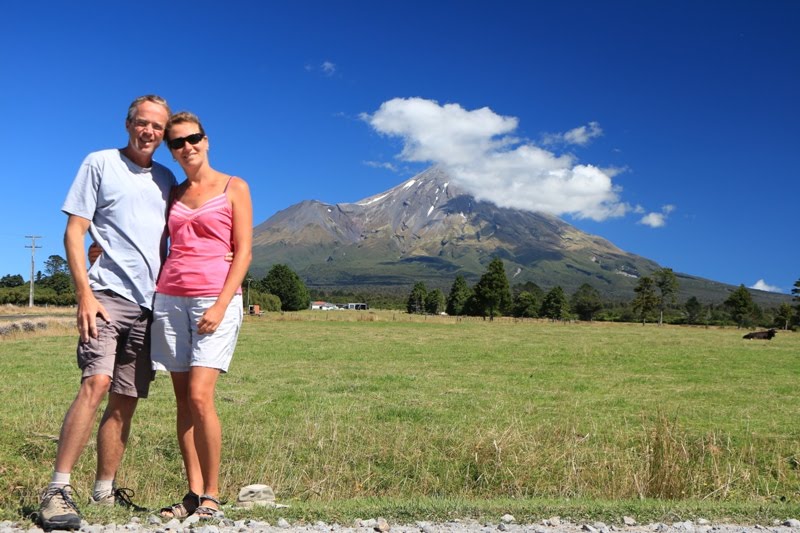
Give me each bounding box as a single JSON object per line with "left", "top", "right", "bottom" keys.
{"left": 362, "top": 97, "right": 629, "bottom": 222}
{"left": 750, "top": 279, "right": 782, "bottom": 293}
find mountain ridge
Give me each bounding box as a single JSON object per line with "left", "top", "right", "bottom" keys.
{"left": 251, "top": 168, "right": 787, "bottom": 305}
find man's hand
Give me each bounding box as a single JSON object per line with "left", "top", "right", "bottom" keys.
{"left": 76, "top": 292, "right": 111, "bottom": 343}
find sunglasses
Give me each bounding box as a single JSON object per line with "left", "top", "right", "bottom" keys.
{"left": 167, "top": 132, "right": 205, "bottom": 150}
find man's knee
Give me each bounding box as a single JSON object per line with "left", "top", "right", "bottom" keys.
{"left": 78, "top": 374, "right": 112, "bottom": 406}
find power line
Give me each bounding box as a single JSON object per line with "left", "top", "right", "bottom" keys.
{"left": 25, "top": 235, "right": 42, "bottom": 307}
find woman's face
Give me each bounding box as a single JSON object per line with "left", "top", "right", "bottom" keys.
{"left": 167, "top": 121, "right": 207, "bottom": 171}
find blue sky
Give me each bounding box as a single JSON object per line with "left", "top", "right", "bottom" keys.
{"left": 1, "top": 1, "right": 797, "bottom": 294}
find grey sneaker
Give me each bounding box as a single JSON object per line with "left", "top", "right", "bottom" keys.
{"left": 88, "top": 487, "right": 148, "bottom": 512}
{"left": 38, "top": 485, "right": 82, "bottom": 531}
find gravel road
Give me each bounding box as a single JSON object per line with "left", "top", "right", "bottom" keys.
{"left": 4, "top": 515, "right": 800, "bottom": 533}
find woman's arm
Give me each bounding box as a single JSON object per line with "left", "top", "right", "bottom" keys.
{"left": 196, "top": 176, "right": 253, "bottom": 334}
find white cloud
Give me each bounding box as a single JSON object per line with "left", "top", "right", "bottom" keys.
{"left": 305, "top": 61, "right": 337, "bottom": 76}
{"left": 543, "top": 121, "right": 603, "bottom": 146}
{"left": 638, "top": 204, "right": 676, "bottom": 228}
{"left": 363, "top": 160, "right": 398, "bottom": 172}
{"left": 750, "top": 279, "right": 783, "bottom": 293}
{"left": 639, "top": 212, "right": 666, "bottom": 228}
{"left": 361, "top": 98, "right": 629, "bottom": 221}
{"left": 564, "top": 121, "right": 603, "bottom": 145}
{"left": 321, "top": 61, "right": 336, "bottom": 76}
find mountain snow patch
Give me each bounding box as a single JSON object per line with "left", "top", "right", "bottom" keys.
{"left": 358, "top": 193, "right": 389, "bottom": 206}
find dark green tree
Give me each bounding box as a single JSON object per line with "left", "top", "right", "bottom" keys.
{"left": 446, "top": 275, "right": 472, "bottom": 316}
{"left": 473, "top": 257, "right": 511, "bottom": 320}
{"left": 261, "top": 264, "right": 310, "bottom": 311}
{"left": 38, "top": 271, "right": 73, "bottom": 294}
{"left": 724, "top": 284, "right": 756, "bottom": 328}
{"left": 570, "top": 283, "right": 602, "bottom": 321}
{"left": 512, "top": 281, "right": 544, "bottom": 301}
{"left": 0, "top": 274, "right": 25, "bottom": 288}
{"left": 512, "top": 291, "right": 540, "bottom": 318}
{"left": 684, "top": 296, "right": 703, "bottom": 324}
{"left": 407, "top": 282, "right": 427, "bottom": 314}
{"left": 653, "top": 267, "right": 679, "bottom": 325}
{"left": 424, "top": 288, "right": 446, "bottom": 315}
{"left": 463, "top": 293, "right": 483, "bottom": 317}
{"left": 775, "top": 302, "right": 794, "bottom": 330}
{"left": 541, "top": 286, "right": 569, "bottom": 320}
{"left": 44, "top": 254, "right": 69, "bottom": 277}
{"left": 632, "top": 276, "right": 658, "bottom": 324}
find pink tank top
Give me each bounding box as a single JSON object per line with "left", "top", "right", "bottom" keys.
{"left": 156, "top": 179, "right": 241, "bottom": 297}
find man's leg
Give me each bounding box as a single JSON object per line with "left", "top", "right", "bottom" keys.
{"left": 95, "top": 392, "right": 139, "bottom": 481}
{"left": 40, "top": 375, "right": 111, "bottom": 531}
{"left": 54, "top": 375, "right": 112, "bottom": 473}
{"left": 87, "top": 291, "right": 149, "bottom": 509}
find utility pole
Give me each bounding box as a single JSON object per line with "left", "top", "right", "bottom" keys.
{"left": 25, "top": 235, "right": 42, "bottom": 307}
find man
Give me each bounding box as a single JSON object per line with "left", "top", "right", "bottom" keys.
{"left": 38, "top": 95, "right": 176, "bottom": 531}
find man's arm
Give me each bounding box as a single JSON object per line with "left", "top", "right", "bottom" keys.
{"left": 64, "top": 215, "right": 109, "bottom": 342}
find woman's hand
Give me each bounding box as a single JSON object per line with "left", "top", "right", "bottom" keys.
{"left": 88, "top": 242, "right": 102, "bottom": 264}
{"left": 197, "top": 303, "right": 226, "bottom": 335}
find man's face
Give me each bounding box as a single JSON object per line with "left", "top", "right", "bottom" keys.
{"left": 125, "top": 101, "right": 169, "bottom": 159}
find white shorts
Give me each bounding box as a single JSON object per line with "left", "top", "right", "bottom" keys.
{"left": 151, "top": 293, "right": 243, "bottom": 373}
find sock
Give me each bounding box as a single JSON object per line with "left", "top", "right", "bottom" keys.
{"left": 48, "top": 472, "right": 70, "bottom": 490}
{"left": 93, "top": 479, "right": 115, "bottom": 500}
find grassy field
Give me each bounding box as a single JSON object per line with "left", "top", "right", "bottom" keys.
{"left": 1, "top": 309, "right": 799, "bottom": 524}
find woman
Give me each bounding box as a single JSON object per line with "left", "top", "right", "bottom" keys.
{"left": 151, "top": 111, "right": 252, "bottom": 519}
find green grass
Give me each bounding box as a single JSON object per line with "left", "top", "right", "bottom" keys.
{"left": 2, "top": 311, "right": 799, "bottom": 524}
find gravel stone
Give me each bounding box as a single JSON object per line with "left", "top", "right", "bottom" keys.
{"left": 6, "top": 516, "right": 800, "bottom": 533}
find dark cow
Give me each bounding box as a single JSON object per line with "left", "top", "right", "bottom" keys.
{"left": 742, "top": 328, "right": 777, "bottom": 340}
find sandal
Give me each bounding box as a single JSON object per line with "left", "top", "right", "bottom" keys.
{"left": 195, "top": 494, "right": 224, "bottom": 519}
{"left": 159, "top": 491, "right": 199, "bottom": 519}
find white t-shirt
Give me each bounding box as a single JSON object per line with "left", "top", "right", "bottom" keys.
{"left": 62, "top": 149, "right": 177, "bottom": 310}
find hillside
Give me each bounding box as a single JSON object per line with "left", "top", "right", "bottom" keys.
{"left": 251, "top": 168, "right": 788, "bottom": 305}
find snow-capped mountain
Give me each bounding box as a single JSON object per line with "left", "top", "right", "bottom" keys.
{"left": 250, "top": 167, "right": 759, "bottom": 302}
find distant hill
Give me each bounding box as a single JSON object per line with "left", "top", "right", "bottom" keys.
{"left": 251, "top": 167, "right": 789, "bottom": 305}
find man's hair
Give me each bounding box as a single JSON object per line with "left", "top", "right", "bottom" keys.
{"left": 165, "top": 111, "right": 206, "bottom": 142}
{"left": 126, "top": 95, "right": 171, "bottom": 122}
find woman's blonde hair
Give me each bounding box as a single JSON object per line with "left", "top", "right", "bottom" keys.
{"left": 165, "top": 111, "right": 206, "bottom": 142}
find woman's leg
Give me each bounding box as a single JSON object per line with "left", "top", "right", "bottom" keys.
{"left": 171, "top": 371, "right": 204, "bottom": 497}
{"left": 187, "top": 366, "right": 222, "bottom": 506}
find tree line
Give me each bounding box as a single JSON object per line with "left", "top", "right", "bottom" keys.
{"left": 0, "top": 255, "right": 74, "bottom": 306}
{"left": 403, "top": 257, "right": 800, "bottom": 329}
{"left": 3, "top": 255, "right": 799, "bottom": 330}
{"left": 0, "top": 255, "right": 315, "bottom": 312}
